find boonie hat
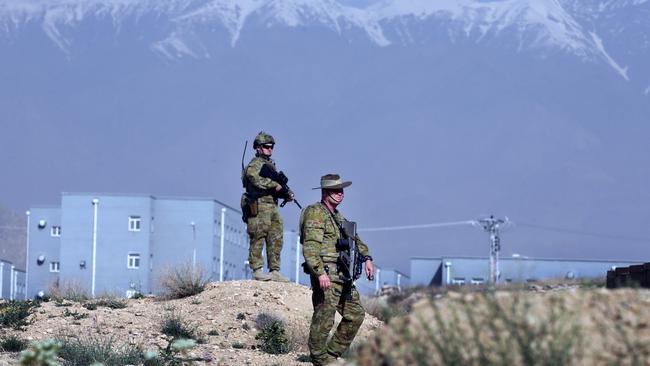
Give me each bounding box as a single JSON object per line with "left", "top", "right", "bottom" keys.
{"left": 312, "top": 174, "right": 352, "bottom": 190}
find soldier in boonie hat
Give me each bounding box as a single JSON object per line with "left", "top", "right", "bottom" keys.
{"left": 300, "top": 173, "right": 375, "bottom": 365}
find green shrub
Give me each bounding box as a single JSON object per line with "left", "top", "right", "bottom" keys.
{"left": 93, "top": 297, "right": 127, "bottom": 309}
{"left": 0, "top": 301, "right": 37, "bottom": 329}
{"left": 82, "top": 303, "right": 97, "bottom": 311}
{"left": 207, "top": 329, "right": 219, "bottom": 336}
{"left": 255, "top": 313, "right": 290, "bottom": 355}
{"left": 129, "top": 292, "right": 145, "bottom": 300}
{"left": 53, "top": 300, "right": 72, "bottom": 308}
{"left": 146, "top": 339, "right": 205, "bottom": 365}
{"left": 232, "top": 342, "right": 246, "bottom": 349}
{"left": 57, "top": 335, "right": 143, "bottom": 366}
{"left": 82, "top": 295, "right": 127, "bottom": 310}
{"left": 62, "top": 309, "right": 88, "bottom": 320}
{"left": 236, "top": 313, "right": 246, "bottom": 320}
{"left": 158, "top": 262, "right": 208, "bottom": 300}
{"left": 1, "top": 334, "right": 29, "bottom": 352}
{"left": 160, "top": 312, "right": 199, "bottom": 340}
{"left": 20, "top": 339, "right": 61, "bottom": 366}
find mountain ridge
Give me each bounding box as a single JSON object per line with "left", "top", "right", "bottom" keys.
{"left": 1, "top": 0, "right": 648, "bottom": 80}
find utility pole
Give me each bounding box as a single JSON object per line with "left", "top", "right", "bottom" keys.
{"left": 477, "top": 215, "right": 506, "bottom": 285}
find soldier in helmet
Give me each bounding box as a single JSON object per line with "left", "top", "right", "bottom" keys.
{"left": 241, "top": 131, "right": 292, "bottom": 282}
{"left": 300, "top": 174, "right": 375, "bottom": 365}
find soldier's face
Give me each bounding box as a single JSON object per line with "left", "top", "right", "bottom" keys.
{"left": 324, "top": 189, "right": 344, "bottom": 206}
{"left": 257, "top": 144, "right": 274, "bottom": 157}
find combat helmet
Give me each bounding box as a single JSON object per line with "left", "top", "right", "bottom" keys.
{"left": 253, "top": 131, "right": 275, "bottom": 148}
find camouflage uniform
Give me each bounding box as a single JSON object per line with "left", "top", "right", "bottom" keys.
{"left": 300, "top": 202, "right": 371, "bottom": 366}
{"left": 243, "top": 154, "right": 284, "bottom": 273}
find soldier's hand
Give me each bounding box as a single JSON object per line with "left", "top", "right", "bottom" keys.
{"left": 318, "top": 274, "right": 331, "bottom": 289}
{"left": 365, "top": 259, "right": 375, "bottom": 280}
{"left": 286, "top": 190, "right": 295, "bottom": 202}
{"left": 274, "top": 185, "right": 283, "bottom": 192}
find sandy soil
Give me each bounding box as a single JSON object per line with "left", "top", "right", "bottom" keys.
{"left": 0, "top": 280, "right": 382, "bottom": 365}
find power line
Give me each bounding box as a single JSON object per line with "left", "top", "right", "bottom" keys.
{"left": 358, "top": 220, "right": 476, "bottom": 232}
{"left": 516, "top": 222, "right": 650, "bottom": 243}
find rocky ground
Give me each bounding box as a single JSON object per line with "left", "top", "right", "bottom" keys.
{"left": 5, "top": 281, "right": 650, "bottom": 366}
{"left": 0, "top": 281, "right": 382, "bottom": 365}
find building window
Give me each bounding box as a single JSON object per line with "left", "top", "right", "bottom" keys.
{"left": 51, "top": 226, "right": 61, "bottom": 237}
{"left": 127, "top": 253, "right": 140, "bottom": 269}
{"left": 50, "top": 262, "right": 60, "bottom": 272}
{"left": 128, "top": 216, "right": 141, "bottom": 232}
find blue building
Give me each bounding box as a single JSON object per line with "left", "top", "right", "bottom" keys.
{"left": 27, "top": 193, "right": 304, "bottom": 299}
{"left": 0, "top": 259, "right": 26, "bottom": 300}
{"left": 410, "top": 256, "right": 642, "bottom": 286}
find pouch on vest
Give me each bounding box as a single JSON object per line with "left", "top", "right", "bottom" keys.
{"left": 240, "top": 195, "right": 259, "bottom": 223}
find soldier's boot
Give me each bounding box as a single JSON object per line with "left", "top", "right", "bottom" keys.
{"left": 310, "top": 352, "right": 336, "bottom": 366}
{"left": 253, "top": 269, "right": 271, "bottom": 281}
{"left": 269, "top": 270, "right": 290, "bottom": 282}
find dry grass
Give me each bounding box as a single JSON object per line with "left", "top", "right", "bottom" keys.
{"left": 47, "top": 279, "right": 90, "bottom": 302}
{"left": 157, "top": 261, "right": 209, "bottom": 300}
{"left": 357, "top": 290, "right": 582, "bottom": 366}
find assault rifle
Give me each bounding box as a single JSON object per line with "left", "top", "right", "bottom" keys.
{"left": 259, "top": 164, "right": 302, "bottom": 209}
{"left": 336, "top": 220, "right": 372, "bottom": 299}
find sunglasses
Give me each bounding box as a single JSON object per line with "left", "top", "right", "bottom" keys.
{"left": 262, "top": 144, "right": 274, "bottom": 149}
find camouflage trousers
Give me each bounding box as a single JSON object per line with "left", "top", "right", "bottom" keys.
{"left": 246, "top": 203, "right": 284, "bottom": 271}
{"left": 308, "top": 273, "right": 365, "bottom": 366}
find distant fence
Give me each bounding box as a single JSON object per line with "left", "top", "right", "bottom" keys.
{"left": 607, "top": 263, "right": 650, "bottom": 289}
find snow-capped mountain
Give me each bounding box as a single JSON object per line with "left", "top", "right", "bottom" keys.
{"left": 1, "top": 0, "right": 648, "bottom": 80}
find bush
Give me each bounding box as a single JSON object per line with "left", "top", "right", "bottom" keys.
{"left": 20, "top": 339, "right": 61, "bottom": 366}
{"left": 81, "top": 294, "right": 128, "bottom": 310}
{"left": 145, "top": 339, "right": 208, "bottom": 365}
{"left": 1, "top": 334, "right": 29, "bottom": 352}
{"left": 57, "top": 335, "right": 143, "bottom": 366}
{"left": 92, "top": 296, "right": 128, "bottom": 309}
{"left": 255, "top": 313, "right": 290, "bottom": 355}
{"left": 0, "top": 301, "right": 37, "bottom": 329}
{"left": 129, "top": 292, "right": 146, "bottom": 300}
{"left": 53, "top": 300, "right": 72, "bottom": 308}
{"left": 160, "top": 311, "right": 200, "bottom": 340}
{"left": 62, "top": 309, "right": 88, "bottom": 320}
{"left": 82, "top": 303, "right": 97, "bottom": 311}
{"left": 158, "top": 262, "right": 208, "bottom": 299}
{"left": 48, "top": 281, "right": 89, "bottom": 303}
{"left": 356, "top": 291, "right": 582, "bottom": 366}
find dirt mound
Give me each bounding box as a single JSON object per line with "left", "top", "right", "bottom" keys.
{"left": 0, "top": 280, "right": 382, "bottom": 365}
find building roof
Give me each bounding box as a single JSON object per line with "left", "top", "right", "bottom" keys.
{"left": 60, "top": 192, "right": 242, "bottom": 213}
{"left": 411, "top": 255, "right": 642, "bottom": 264}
